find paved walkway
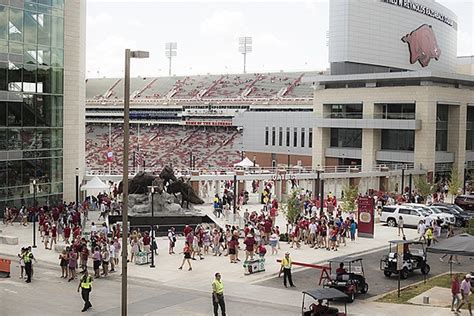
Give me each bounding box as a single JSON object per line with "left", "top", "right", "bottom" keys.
{"left": 0, "top": 201, "right": 455, "bottom": 315}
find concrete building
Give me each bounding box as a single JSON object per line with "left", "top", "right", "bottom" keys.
{"left": 0, "top": 0, "right": 86, "bottom": 212}
{"left": 309, "top": 0, "right": 474, "bottom": 183}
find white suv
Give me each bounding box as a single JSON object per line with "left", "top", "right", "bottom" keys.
{"left": 404, "top": 203, "right": 456, "bottom": 227}
{"left": 380, "top": 205, "right": 425, "bottom": 227}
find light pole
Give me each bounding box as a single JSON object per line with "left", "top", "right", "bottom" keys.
{"left": 463, "top": 162, "right": 468, "bottom": 194}
{"left": 122, "top": 48, "right": 149, "bottom": 316}
{"left": 32, "top": 179, "right": 37, "bottom": 248}
{"left": 239, "top": 36, "right": 252, "bottom": 73}
{"left": 165, "top": 42, "right": 177, "bottom": 76}
{"left": 150, "top": 186, "right": 155, "bottom": 268}
{"left": 75, "top": 167, "right": 79, "bottom": 210}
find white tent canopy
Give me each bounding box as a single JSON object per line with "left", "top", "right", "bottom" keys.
{"left": 234, "top": 157, "right": 258, "bottom": 168}
{"left": 81, "top": 176, "right": 108, "bottom": 191}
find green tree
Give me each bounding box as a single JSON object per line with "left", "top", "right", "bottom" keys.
{"left": 282, "top": 190, "right": 302, "bottom": 224}
{"left": 414, "top": 175, "right": 436, "bottom": 201}
{"left": 341, "top": 184, "right": 359, "bottom": 213}
{"left": 447, "top": 167, "right": 462, "bottom": 202}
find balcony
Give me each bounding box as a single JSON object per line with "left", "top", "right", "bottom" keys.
{"left": 315, "top": 112, "right": 421, "bottom": 130}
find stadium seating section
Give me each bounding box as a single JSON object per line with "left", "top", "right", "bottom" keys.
{"left": 86, "top": 71, "right": 317, "bottom": 100}
{"left": 85, "top": 123, "right": 242, "bottom": 172}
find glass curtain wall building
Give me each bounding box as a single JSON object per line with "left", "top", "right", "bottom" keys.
{"left": 0, "top": 0, "right": 65, "bottom": 213}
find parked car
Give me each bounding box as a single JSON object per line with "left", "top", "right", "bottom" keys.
{"left": 404, "top": 203, "right": 455, "bottom": 227}
{"left": 454, "top": 195, "right": 474, "bottom": 212}
{"left": 380, "top": 205, "right": 426, "bottom": 227}
{"left": 430, "top": 203, "right": 472, "bottom": 227}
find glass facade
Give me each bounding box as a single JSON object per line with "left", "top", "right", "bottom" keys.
{"left": 381, "top": 129, "right": 414, "bottom": 151}
{"left": 328, "top": 103, "right": 362, "bottom": 119}
{"left": 466, "top": 107, "right": 474, "bottom": 151}
{"left": 436, "top": 104, "right": 448, "bottom": 151}
{"left": 0, "top": 0, "right": 64, "bottom": 213}
{"left": 330, "top": 128, "right": 362, "bottom": 148}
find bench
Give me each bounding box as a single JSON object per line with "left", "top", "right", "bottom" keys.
{"left": 0, "top": 235, "right": 19, "bottom": 245}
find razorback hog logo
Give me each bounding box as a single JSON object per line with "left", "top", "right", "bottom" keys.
{"left": 402, "top": 24, "right": 441, "bottom": 67}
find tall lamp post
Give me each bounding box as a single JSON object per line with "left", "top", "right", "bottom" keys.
{"left": 150, "top": 186, "right": 155, "bottom": 268}
{"left": 122, "top": 49, "right": 149, "bottom": 316}
{"left": 32, "top": 179, "right": 37, "bottom": 248}
{"left": 463, "top": 162, "right": 468, "bottom": 194}
{"left": 75, "top": 167, "right": 79, "bottom": 210}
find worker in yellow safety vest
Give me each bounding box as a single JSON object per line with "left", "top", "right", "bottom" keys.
{"left": 279, "top": 252, "right": 295, "bottom": 288}
{"left": 77, "top": 269, "right": 93, "bottom": 312}
{"left": 212, "top": 272, "right": 226, "bottom": 316}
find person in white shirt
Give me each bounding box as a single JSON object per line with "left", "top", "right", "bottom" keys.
{"left": 418, "top": 220, "right": 426, "bottom": 242}
{"left": 456, "top": 274, "right": 473, "bottom": 315}
{"left": 90, "top": 222, "right": 97, "bottom": 236}
{"left": 109, "top": 241, "right": 116, "bottom": 272}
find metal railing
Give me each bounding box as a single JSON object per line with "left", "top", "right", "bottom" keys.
{"left": 85, "top": 163, "right": 419, "bottom": 177}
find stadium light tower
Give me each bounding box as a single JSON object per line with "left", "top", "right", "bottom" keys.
{"left": 165, "top": 42, "right": 177, "bottom": 76}
{"left": 239, "top": 36, "right": 252, "bottom": 74}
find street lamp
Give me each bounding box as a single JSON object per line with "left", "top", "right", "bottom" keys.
{"left": 165, "top": 42, "right": 177, "bottom": 76}
{"left": 32, "top": 179, "right": 37, "bottom": 248}
{"left": 122, "top": 48, "right": 149, "bottom": 316}
{"left": 239, "top": 36, "right": 252, "bottom": 73}
{"left": 464, "top": 162, "right": 468, "bottom": 194}
{"left": 150, "top": 186, "right": 155, "bottom": 268}
{"left": 75, "top": 167, "right": 79, "bottom": 210}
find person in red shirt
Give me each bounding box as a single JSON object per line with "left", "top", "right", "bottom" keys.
{"left": 143, "top": 232, "right": 151, "bottom": 253}
{"left": 451, "top": 274, "right": 461, "bottom": 312}
{"left": 243, "top": 234, "right": 256, "bottom": 262}
{"left": 183, "top": 225, "right": 192, "bottom": 237}
{"left": 270, "top": 207, "right": 278, "bottom": 227}
{"left": 178, "top": 241, "right": 192, "bottom": 271}
{"left": 263, "top": 219, "right": 272, "bottom": 244}
{"left": 227, "top": 236, "right": 238, "bottom": 263}
{"left": 73, "top": 225, "right": 81, "bottom": 239}
{"left": 63, "top": 225, "right": 71, "bottom": 244}
{"left": 43, "top": 223, "right": 50, "bottom": 250}
{"left": 51, "top": 224, "right": 57, "bottom": 249}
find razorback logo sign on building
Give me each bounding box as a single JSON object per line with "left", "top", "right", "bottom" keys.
{"left": 401, "top": 24, "right": 441, "bottom": 67}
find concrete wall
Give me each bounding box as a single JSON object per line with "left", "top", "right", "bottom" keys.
{"left": 63, "top": 0, "right": 86, "bottom": 202}
{"left": 329, "top": 0, "right": 458, "bottom": 73}
{"left": 312, "top": 85, "right": 474, "bottom": 174}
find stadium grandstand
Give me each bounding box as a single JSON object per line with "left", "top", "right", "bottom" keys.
{"left": 85, "top": 71, "right": 321, "bottom": 173}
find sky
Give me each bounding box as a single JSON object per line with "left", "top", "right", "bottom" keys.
{"left": 86, "top": 0, "right": 474, "bottom": 78}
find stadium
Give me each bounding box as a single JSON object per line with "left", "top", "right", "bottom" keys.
{"left": 85, "top": 71, "right": 318, "bottom": 174}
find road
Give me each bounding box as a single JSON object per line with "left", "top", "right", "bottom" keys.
{"left": 257, "top": 233, "right": 473, "bottom": 298}
{"left": 0, "top": 263, "right": 299, "bottom": 316}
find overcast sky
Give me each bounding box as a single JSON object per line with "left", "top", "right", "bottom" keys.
{"left": 86, "top": 0, "right": 473, "bottom": 78}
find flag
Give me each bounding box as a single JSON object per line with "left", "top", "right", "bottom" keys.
{"left": 106, "top": 148, "right": 113, "bottom": 163}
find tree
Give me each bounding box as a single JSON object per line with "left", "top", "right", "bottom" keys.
{"left": 282, "top": 189, "right": 302, "bottom": 224}
{"left": 447, "top": 167, "right": 462, "bottom": 202}
{"left": 414, "top": 175, "right": 436, "bottom": 201}
{"left": 341, "top": 184, "right": 358, "bottom": 213}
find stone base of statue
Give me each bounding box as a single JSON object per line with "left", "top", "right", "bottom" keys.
{"left": 108, "top": 191, "right": 215, "bottom": 236}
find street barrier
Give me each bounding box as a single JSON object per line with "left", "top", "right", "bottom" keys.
{"left": 277, "top": 259, "right": 331, "bottom": 285}
{"left": 0, "top": 258, "right": 11, "bottom": 278}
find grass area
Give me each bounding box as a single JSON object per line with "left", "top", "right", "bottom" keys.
{"left": 377, "top": 273, "right": 473, "bottom": 309}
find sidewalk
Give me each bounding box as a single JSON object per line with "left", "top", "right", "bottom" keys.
{"left": 1, "top": 202, "right": 450, "bottom": 315}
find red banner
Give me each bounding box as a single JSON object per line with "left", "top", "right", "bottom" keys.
{"left": 357, "top": 197, "right": 374, "bottom": 238}
{"left": 106, "top": 148, "right": 113, "bottom": 163}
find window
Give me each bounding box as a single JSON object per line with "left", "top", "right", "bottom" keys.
{"left": 378, "top": 103, "right": 415, "bottom": 119}
{"left": 309, "top": 128, "right": 313, "bottom": 148}
{"left": 0, "top": 5, "right": 7, "bottom": 40}
{"left": 286, "top": 127, "right": 290, "bottom": 146}
{"left": 381, "top": 130, "right": 414, "bottom": 151}
{"left": 330, "top": 128, "right": 362, "bottom": 148}
{"left": 293, "top": 127, "right": 297, "bottom": 147}
{"left": 382, "top": 206, "right": 395, "bottom": 213}
{"left": 410, "top": 210, "right": 420, "bottom": 216}
{"left": 271, "top": 127, "right": 275, "bottom": 146}
{"left": 278, "top": 127, "right": 282, "bottom": 146}
{"left": 467, "top": 107, "right": 474, "bottom": 150}
{"left": 398, "top": 208, "right": 411, "bottom": 215}
{"left": 265, "top": 127, "right": 269, "bottom": 146}
{"left": 329, "top": 103, "right": 362, "bottom": 119}
{"left": 436, "top": 104, "right": 448, "bottom": 151}
{"left": 301, "top": 128, "right": 305, "bottom": 148}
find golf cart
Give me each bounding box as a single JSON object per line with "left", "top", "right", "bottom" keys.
{"left": 301, "top": 288, "right": 348, "bottom": 316}
{"left": 380, "top": 240, "right": 430, "bottom": 279}
{"left": 322, "top": 257, "right": 369, "bottom": 303}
